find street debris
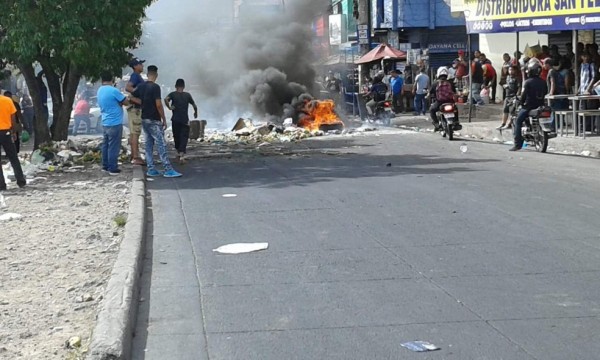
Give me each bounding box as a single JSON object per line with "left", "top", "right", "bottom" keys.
{"left": 0, "top": 194, "right": 6, "bottom": 209}
{"left": 400, "top": 341, "right": 440, "bottom": 352}
{"left": 213, "top": 243, "right": 269, "bottom": 255}
{"left": 0, "top": 213, "right": 23, "bottom": 221}
{"left": 460, "top": 143, "right": 468, "bottom": 153}
{"left": 222, "top": 194, "right": 238, "bottom": 198}
{"left": 66, "top": 336, "right": 82, "bottom": 349}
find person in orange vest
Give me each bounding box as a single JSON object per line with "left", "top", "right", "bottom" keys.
{"left": 0, "top": 89, "right": 26, "bottom": 190}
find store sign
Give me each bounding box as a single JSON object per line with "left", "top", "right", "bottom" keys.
{"left": 464, "top": 0, "right": 600, "bottom": 33}
{"left": 428, "top": 42, "right": 466, "bottom": 54}
{"left": 329, "top": 14, "right": 347, "bottom": 46}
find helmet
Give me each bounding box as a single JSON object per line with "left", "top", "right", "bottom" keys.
{"left": 436, "top": 66, "right": 449, "bottom": 79}
{"left": 527, "top": 60, "right": 542, "bottom": 77}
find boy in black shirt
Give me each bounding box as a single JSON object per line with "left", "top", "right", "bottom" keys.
{"left": 164, "top": 79, "right": 198, "bottom": 163}
{"left": 497, "top": 65, "right": 522, "bottom": 130}
{"left": 132, "top": 65, "right": 182, "bottom": 178}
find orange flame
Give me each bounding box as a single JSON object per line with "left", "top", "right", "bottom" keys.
{"left": 297, "top": 100, "right": 344, "bottom": 132}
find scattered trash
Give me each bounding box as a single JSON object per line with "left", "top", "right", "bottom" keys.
{"left": 213, "top": 242, "right": 269, "bottom": 255}
{"left": 222, "top": 194, "right": 238, "bottom": 198}
{"left": 146, "top": 178, "right": 155, "bottom": 182}
{"left": 400, "top": 341, "right": 440, "bottom": 352}
{"left": 66, "top": 336, "right": 82, "bottom": 349}
{"left": 581, "top": 150, "right": 592, "bottom": 157}
{"left": 460, "top": 143, "right": 468, "bottom": 153}
{"left": 0, "top": 195, "right": 6, "bottom": 209}
{"left": 0, "top": 213, "right": 22, "bottom": 221}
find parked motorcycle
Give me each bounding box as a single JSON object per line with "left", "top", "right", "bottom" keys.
{"left": 436, "top": 103, "right": 460, "bottom": 141}
{"left": 511, "top": 100, "right": 556, "bottom": 153}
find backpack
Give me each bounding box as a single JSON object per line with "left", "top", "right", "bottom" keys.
{"left": 436, "top": 80, "right": 454, "bottom": 103}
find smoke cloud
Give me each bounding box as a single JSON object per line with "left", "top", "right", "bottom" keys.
{"left": 137, "top": 0, "right": 327, "bottom": 127}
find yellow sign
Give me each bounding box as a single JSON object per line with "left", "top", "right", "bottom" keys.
{"left": 464, "top": 0, "right": 600, "bottom": 21}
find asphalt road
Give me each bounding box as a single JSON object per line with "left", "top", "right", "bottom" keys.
{"left": 132, "top": 129, "right": 600, "bottom": 360}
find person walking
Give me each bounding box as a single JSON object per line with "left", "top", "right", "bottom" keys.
{"left": 132, "top": 65, "right": 182, "bottom": 178}
{"left": 389, "top": 70, "right": 404, "bottom": 113}
{"left": 125, "top": 58, "right": 146, "bottom": 165}
{"left": 97, "top": 72, "right": 130, "bottom": 176}
{"left": 412, "top": 68, "right": 429, "bottom": 116}
{"left": 3, "top": 92, "right": 24, "bottom": 153}
{"left": 0, "top": 89, "right": 26, "bottom": 190}
{"left": 73, "top": 93, "right": 91, "bottom": 134}
{"left": 164, "top": 79, "right": 198, "bottom": 163}
{"left": 20, "top": 94, "right": 34, "bottom": 134}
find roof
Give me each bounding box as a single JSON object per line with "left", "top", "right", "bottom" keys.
{"left": 355, "top": 44, "right": 407, "bottom": 64}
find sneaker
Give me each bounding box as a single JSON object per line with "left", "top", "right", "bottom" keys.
{"left": 163, "top": 169, "right": 183, "bottom": 178}
{"left": 146, "top": 169, "right": 163, "bottom": 177}
{"left": 496, "top": 124, "right": 505, "bottom": 130}
{"left": 508, "top": 146, "right": 522, "bottom": 152}
{"left": 108, "top": 169, "right": 121, "bottom": 176}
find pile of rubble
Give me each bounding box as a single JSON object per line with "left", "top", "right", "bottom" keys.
{"left": 2, "top": 138, "right": 129, "bottom": 188}
{"left": 196, "top": 118, "right": 378, "bottom": 147}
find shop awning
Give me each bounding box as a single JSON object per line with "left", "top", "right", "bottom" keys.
{"left": 464, "top": 0, "right": 600, "bottom": 34}
{"left": 355, "top": 44, "right": 406, "bottom": 65}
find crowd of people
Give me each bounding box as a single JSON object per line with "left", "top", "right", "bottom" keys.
{"left": 97, "top": 59, "right": 198, "bottom": 178}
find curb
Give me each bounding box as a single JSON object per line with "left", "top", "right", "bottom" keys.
{"left": 88, "top": 166, "right": 146, "bottom": 360}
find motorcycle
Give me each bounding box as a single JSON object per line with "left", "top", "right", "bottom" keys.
{"left": 364, "top": 95, "right": 394, "bottom": 126}
{"left": 511, "top": 100, "right": 556, "bottom": 153}
{"left": 436, "top": 102, "right": 460, "bottom": 141}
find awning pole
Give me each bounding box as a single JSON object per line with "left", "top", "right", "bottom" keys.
{"left": 467, "top": 33, "right": 473, "bottom": 123}
{"left": 574, "top": 30, "right": 579, "bottom": 94}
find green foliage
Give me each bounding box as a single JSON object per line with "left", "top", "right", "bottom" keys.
{"left": 0, "top": 0, "right": 154, "bottom": 76}
{"left": 0, "top": 0, "right": 155, "bottom": 143}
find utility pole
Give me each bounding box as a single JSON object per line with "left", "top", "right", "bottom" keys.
{"left": 355, "top": 0, "right": 371, "bottom": 55}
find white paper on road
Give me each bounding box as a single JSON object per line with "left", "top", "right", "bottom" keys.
{"left": 213, "top": 243, "right": 269, "bottom": 255}
{"left": 0, "top": 194, "right": 6, "bottom": 209}
{"left": 0, "top": 213, "right": 23, "bottom": 221}
{"left": 222, "top": 194, "right": 238, "bottom": 198}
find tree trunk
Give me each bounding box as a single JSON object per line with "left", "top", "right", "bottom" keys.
{"left": 55, "top": 64, "right": 80, "bottom": 141}
{"left": 39, "top": 59, "right": 64, "bottom": 141}
{"left": 17, "top": 62, "right": 51, "bottom": 149}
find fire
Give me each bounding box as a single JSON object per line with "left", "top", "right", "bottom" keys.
{"left": 297, "top": 100, "right": 344, "bottom": 132}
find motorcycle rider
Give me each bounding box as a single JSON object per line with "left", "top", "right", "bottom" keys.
{"left": 365, "top": 74, "right": 388, "bottom": 119}
{"left": 509, "top": 61, "right": 548, "bottom": 151}
{"left": 428, "top": 67, "right": 461, "bottom": 131}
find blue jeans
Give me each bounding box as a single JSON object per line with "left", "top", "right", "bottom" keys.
{"left": 142, "top": 119, "right": 173, "bottom": 172}
{"left": 102, "top": 125, "right": 123, "bottom": 172}
{"left": 414, "top": 93, "right": 426, "bottom": 114}
{"left": 513, "top": 109, "right": 529, "bottom": 148}
{"left": 471, "top": 83, "right": 484, "bottom": 105}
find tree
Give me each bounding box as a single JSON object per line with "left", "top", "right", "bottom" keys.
{"left": 0, "top": 0, "right": 154, "bottom": 148}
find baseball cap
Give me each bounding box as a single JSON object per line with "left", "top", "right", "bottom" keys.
{"left": 129, "top": 58, "right": 145, "bottom": 67}
{"left": 458, "top": 50, "right": 465, "bottom": 54}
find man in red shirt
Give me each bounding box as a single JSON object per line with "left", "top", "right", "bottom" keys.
{"left": 481, "top": 53, "right": 497, "bottom": 103}
{"left": 73, "top": 94, "right": 91, "bottom": 134}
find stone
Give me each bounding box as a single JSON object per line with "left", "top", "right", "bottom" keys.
{"left": 66, "top": 336, "right": 82, "bottom": 349}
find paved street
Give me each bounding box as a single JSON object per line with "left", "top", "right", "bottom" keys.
{"left": 132, "top": 130, "right": 600, "bottom": 360}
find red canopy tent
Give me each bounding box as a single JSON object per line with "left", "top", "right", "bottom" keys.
{"left": 355, "top": 44, "right": 406, "bottom": 64}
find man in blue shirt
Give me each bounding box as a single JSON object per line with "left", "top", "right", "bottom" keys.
{"left": 97, "top": 72, "right": 130, "bottom": 175}
{"left": 125, "top": 58, "right": 145, "bottom": 165}
{"left": 390, "top": 70, "right": 404, "bottom": 113}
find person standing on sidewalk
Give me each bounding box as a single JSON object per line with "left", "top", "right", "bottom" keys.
{"left": 73, "top": 93, "right": 91, "bottom": 134}
{"left": 496, "top": 65, "right": 521, "bottom": 130}
{"left": 125, "top": 58, "right": 146, "bottom": 166}
{"left": 481, "top": 54, "right": 497, "bottom": 103}
{"left": 499, "top": 53, "right": 511, "bottom": 101}
{"left": 389, "top": 70, "right": 404, "bottom": 113}
{"left": 470, "top": 58, "right": 485, "bottom": 106}
{"left": 164, "top": 79, "right": 198, "bottom": 164}
{"left": 0, "top": 89, "right": 26, "bottom": 190}
{"left": 132, "top": 65, "right": 182, "bottom": 178}
{"left": 3, "top": 92, "right": 23, "bottom": 153}
{"left": 412, "top": 68, "right": 429, "bottom": 116}
{"left": 97, "top": 72, "right": 130, "bottom": 176}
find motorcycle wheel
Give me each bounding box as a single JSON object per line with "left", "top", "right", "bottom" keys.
{"left": 534, "top": 126, "right": 549, "bottom": 153}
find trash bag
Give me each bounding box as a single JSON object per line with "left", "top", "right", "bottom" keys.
{"left": 20, "top": 130, "right": 30, "bottom": 143}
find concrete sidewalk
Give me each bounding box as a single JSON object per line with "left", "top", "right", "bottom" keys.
{"left": 390, "top": 103, "right": 600, "bottom": 158}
